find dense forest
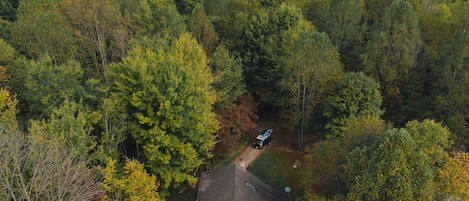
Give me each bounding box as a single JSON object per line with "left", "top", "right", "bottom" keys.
{"left": 0, "top": 0, "right": 468, "bottom": 200}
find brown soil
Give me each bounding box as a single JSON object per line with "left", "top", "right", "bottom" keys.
{"left": 232, "top": 118, "right": 298, "bottom": 168}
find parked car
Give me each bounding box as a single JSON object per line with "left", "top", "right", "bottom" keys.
{"left": 252, "top": 128, "right": 272, "bottom": 149}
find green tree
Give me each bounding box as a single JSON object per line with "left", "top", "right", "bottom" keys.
{"left": 362, "top": 0, "right": 391, "bottom": 25}
{"left": 102, "top": 157, "right": 160, "bottom": 201}
{"left": 217, "top": 3, "right": 303, "bottom": 108}
{"left": 15, "top": 57, "right": 85, "bottom": 120}
{"left": 321, "top": 0, "right": 364, "bottom": 51}
{"left": 12, "top": 0, "right": 78, "bottom": 64}
{"left": 300, "top": 0, "right": 329, "bottom": 26}
{"left": 175, "top": 0, "right": 205, "bottom": 15}
{"left": 302, "top": 116, "right": 384, "bottom": 198}
{"left": 130, "top": 0, "right": 186, "bottom": 41}
{"left": 29, "top": 99, "right": 96, "bottom": 160}
{"left": 188, "top": 4, "right": 218, "bottom": 54}
{"left": 405, "top": 119, "right": 451, "bottom": 164}
{"left": 63, "top": 0, "right": 129, "bottom": 77}
{"left": 0, "top": 0, "right": 19, "bottom": 21}
{"left": 345, "top": 120, "right": 452, "bottom": 200}
{"left": 280, "top": 29, "right": 343, "bottom": 148}
{"left": 0, "top": 38, "right": 15, "bottom": 88}
{"left": 323, "top": 72, "right": 383, "bottom": 136}
{"left": 209, "top": 45, "right": 245, "bottom": 109}
{"left": 429, "top": 1, "right": 469, "bottom": 148}
{"left": 95, "top": 97, "right": 128, "bottom": 161}
{"left": 107, "top": 34, "right": 218, "bottom": 196}
{"left": 345, "top": 128, "right": 435, "bottom": 200}
{"left": 362, "top": 0, "right": 422, "bottom": 123}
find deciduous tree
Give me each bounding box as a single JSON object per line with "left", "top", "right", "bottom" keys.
{"left": 0, "top": 88, "right": 17, "bottom": 132}
{"left": 345, "top": 128, "right": 435, "bottom": 200}
{"left": 12, "top": 0, "right": 78, "bottom": 64}
{"left": 63, "top": 0, "right": 129, "bottom": 77}
{"left": 302, "top": 116, "right": 383, "bottom": 198}
{"left": 188, "top": 4, "right": 218, "bottom": 55}
{"left": 102, "top": 157, "right": 160, "bottom": 201}
{"left": 209, "top": 45, "right": 245, "bottom": 109}
{"left": 362, "top": 0, "right": 422, "bottom": 123}
{"left": 17, "top": 57, "right": 85, "bottom": 120}
{"left": 130, "top": 0, "right": 186, "bottom": 41}
{"left": 280, "top": 28, "right": 343, "bottom": 148}
{"left": 439, "top": 151, "right": 469, "bottom": 200}
{"left": 0, "top": 129, "right": 100, "bottom": 201}
{"left": 321, "top": 0, "right": 364, "bottom": 51}
{"left": 324, "top": 72, "right": 383, "bottom": 136}
{"left": 107, "top": 34, "right": 218, "bottom": 196}
{"left": 29, "top": 99, "right": 96, "bottom": 160}
{"left": 345, "top": 120, "right": 452, "bottom": 200}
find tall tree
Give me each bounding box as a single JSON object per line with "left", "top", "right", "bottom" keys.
{"left": 217, "top": 3, "right": 303, "bottom": 109}
{"left": 63, "top": 0, "right": 129, "bottom": 77}
{"left": 430, "top": 1, "right": 469, "bottom": 149}
{"left": 209, "top": 45, "right": 245, "bottom": 109}
{"left": 12, "top": 0, "right": 78, "bottom": 64}
{"left": 0, "top": 38, "right": 15, "bottom": 88}
{"left": 439, "top": 151, "right": 469, "bottom": 200}
{"left": 107, "top": 34, "right": 218, "bottom": 196}
{"left": 280, "top": 27, "right": 343, "bottom": 149}
{"left": 95, "top": 97, "right": 128, "bottom": 161}
{"left": 302, "top": 116, "right": 384, "bottom": 198}
{"left": 323, "top": 72, "right": 383, "bottom": 136}
{"left": 14, "top": 57, "right": 85, "bottom": 120}
{"left": 300, "top": 0, "right": 329, "bottom": 27}
{"left": 345, "top": 128, "right": 435, "bottom": 200}
{"left": 321, "top": 0, "right": 364, "bottom": 51}
{"left": 346, "top": 120, "right": 452, "bottom": 200}
{"left": 130, "top": 0, "right": 186, "bottom": 41}
{"left": 175, "top": 0, "right": 205, "bottom": 15}
{"left": 188, "top": 4, "right": 218, "bottom": 55}
{"left": 362, "top": 0, "right": 422, "bottom": 124}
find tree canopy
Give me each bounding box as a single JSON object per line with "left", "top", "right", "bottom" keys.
{"left": 106, "top": 34, "right": 218, "bottom": 196}
{"left": 0, "top": 0, "right": 467, "bottom": 199}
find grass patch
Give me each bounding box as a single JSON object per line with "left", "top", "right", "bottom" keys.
{"left": 248, "top": 148, "right": 305, "bottom": 200}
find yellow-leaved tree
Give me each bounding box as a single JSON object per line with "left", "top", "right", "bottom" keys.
{"left": 102, "top": 157, "right": 160, "bottom": 201}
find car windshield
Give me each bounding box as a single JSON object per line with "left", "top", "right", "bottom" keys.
{"left": 254, "top": 139, "right": 263, "bottom": 145}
